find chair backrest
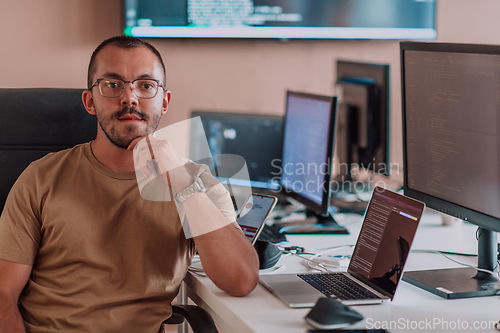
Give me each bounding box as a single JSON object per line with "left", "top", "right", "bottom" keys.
{"left": 0, "top": 88, "right": 97, "bottom": 211}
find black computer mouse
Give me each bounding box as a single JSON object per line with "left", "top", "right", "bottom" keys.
{"left": 254, "top": 240, "right": 282, "bottom": 269}
{"left": 304, "top": 297, "right": 364, "bottom": 329}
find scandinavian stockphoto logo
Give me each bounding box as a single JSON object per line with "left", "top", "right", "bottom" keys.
{"left": 365, "top": 317, "right": 500, "bottom": 331}
{"left": 133, "top": 117, "right": 252, "bottom": 239}
{"left": 268, "top": 158, "right": 400, "bottom": 195}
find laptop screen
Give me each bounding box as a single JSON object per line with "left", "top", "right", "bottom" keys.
{"left": 348, "top": 187, "right": 425, "bottom": 297}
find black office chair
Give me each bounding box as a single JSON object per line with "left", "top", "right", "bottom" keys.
{"left": 0, "top": 88, "right": 98, "bottom": 207}
{"left": 0, "top": 88, "right": 218, "bottom": 333}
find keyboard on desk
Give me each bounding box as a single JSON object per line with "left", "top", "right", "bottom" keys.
{"left": 298, "top": 272, "right": 382, "bottom": 301}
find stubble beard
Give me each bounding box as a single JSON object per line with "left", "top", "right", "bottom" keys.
{"left": 96, "top": 106, "right": 161, "bottom": 149}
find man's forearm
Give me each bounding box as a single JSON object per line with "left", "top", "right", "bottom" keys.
{"left": 184, "top": 193, "right": 260, "bottom": 296}
{"left": 0, "top": 293, "right": 26, "bottom": 333}
{"left": 194, "top": 222, "right": 259, "bottom": 296}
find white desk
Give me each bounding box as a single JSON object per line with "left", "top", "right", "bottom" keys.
{"left": 181, "top": 209, "right": 500, "bottom": 333}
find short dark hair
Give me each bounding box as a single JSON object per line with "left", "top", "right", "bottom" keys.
{"left": 87, "top": 35, "right": 166, "bottom": 90}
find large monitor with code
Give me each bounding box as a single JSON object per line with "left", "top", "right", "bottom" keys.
{"left": 400, "top": 41, "right": 500, "bottom": 299}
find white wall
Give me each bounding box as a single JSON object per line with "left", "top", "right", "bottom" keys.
{"left": 2, "top": 0, "right": 500, "bottom": 163}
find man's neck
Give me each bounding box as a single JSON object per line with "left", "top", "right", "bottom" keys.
{"left": 90, "top": 139, "right": 135, "bottom": 173}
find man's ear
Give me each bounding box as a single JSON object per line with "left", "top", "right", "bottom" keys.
{"left": 82, "top": 90, "right": 96, "bottom": 115}
{"left": 162, "top": 90, "right": 172, "bottom": 116}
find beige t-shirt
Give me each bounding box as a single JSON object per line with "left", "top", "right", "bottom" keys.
{"left": 0, "top": 143, "right": 236, "bottom": 333}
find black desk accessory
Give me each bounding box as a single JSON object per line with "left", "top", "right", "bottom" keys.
{"left": 257, "top": 224, "right": 287, "bottom": 243}
{"left": 304, "top": 297, "right": 363, "bottom": 330}
{"left": 275, "top": 212, "right": 349, "bottom": 235}
{"left": 254, "top": 240, "right": 282, "bottom": 270}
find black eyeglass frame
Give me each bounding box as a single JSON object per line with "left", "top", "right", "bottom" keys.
{"left": 90, "top": 78, "right": 164, "bottom": 99}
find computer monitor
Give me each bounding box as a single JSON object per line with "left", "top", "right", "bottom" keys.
{"left": 190, "top": 110, "right": 283, "bottom": 192}
{"left": 277, "top": 91, "right": 348, "bottom": 234}
{"left": 332, "top": 60, "right": 390, "bottom": 213}
{"left": 400, "top": 41, "right": 500, "bottom": 298}
{"left": 123, "top": 0, "right": 436, "bottom": 40}
{"left": 335, "top": 60, "right": 390, "bottom": 183}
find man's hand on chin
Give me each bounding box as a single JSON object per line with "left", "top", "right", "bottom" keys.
{"left": 128, "top": 135, "right": 192, "bottom": 190}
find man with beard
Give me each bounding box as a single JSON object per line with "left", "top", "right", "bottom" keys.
{"left": 0, "top": 36, "right": 259, "bottom": 332}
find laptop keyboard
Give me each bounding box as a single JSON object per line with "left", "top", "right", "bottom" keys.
{"left": 297, "top": 273, "right": 381, "bottom": 300}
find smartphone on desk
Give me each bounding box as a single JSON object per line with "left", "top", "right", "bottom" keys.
{"left": 236, "top": 193, "right": 277, "bottom": 245}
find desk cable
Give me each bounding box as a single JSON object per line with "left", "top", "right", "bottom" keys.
{"left": 187, "top": 244, "right": 356, "bottom": 276}
{"left": 278, "top": 244, "right": 354, "bottom": 273}
{"left": 278, "top": 245, "right": 499, "bottom": 278}
{"left": 411, "top": 249, "right": 500, "bottom": 278}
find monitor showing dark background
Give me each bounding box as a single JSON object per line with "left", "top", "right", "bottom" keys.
{"left": 400, "top": 41, "right": 500, "bottom": 299}
{"left": 123, "top": 0, "right": 436, "bottom": 40}
{"left": 335, "top": 60, "right": 390, "bottom": 183}
{"left": 190, "top": 110, "right": 282, "bottom": 191}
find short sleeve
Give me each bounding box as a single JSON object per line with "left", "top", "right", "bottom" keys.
{"left": 0, "top": 163, "right": 42, "bottom": 265}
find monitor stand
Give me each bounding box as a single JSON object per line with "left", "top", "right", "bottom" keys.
{"left": 274, "top": 209, "right": 349, "bottom": 235}
{"left": 403, "top": 228, "right": 500, "bottom": 299}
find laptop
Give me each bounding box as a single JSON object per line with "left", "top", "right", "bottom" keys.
{"left": 259, "top": 186, "right": 425, "bottom": 307}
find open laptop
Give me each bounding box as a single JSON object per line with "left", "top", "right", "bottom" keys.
{"left": 259, "top": 186, "right": 425, "bottom": 307}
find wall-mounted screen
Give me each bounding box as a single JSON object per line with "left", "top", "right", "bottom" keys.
{"left": 123, "top": 0, "right": 436, "bottom": 40}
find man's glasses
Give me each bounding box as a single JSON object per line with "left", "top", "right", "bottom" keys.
{"left": 91, "top": 78, "right": 163, "bottom": 99}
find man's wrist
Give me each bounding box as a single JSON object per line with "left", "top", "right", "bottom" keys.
{"left": 174, "top": 176, "right": 206, "bottom": 203}
{"left": 167, "top": 166, "right": 193, "bottom": 191}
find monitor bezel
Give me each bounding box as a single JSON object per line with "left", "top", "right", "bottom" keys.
{"left": 191, "top": 110, "right": 282, "bottom": 123}
{"left": 400, "top": 41, "right": 500, "bottom": 233}
{"left": 279, "top": 90, "right": 337, "bottom": 216}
